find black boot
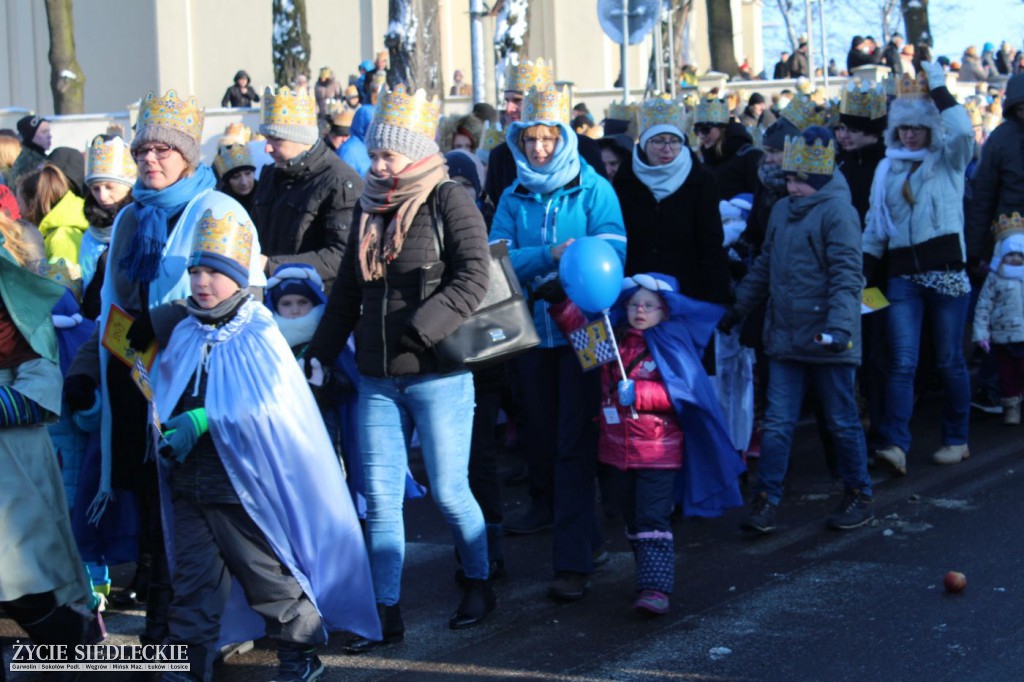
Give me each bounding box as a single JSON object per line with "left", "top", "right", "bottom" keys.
{"left": 111, "top": 553, "right": 152, "bottom": 608}
{"left": 342, "top": 603, "right": 404, "bottom": 655}
{"left": 448, "top": 579, "right": 495, "bottom": 629}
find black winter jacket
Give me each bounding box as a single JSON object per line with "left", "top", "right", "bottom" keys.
{"left": 251, "top": 141, "right": 363, "bottom": 292}
{"left": 967, "top": 118, "right": 1024, "bottom": 262}
{"left": 838, "top": 139, "right": 886, "bottom": 227}
{"left": 307, "top": 181, "right": 490, "bottom": 378}
{"left": 221, "top": 84, "right": 260, "bottom": 108}
{"left": 614, "top": 151, "right": 732, "bottom": 304}
{"left": 702, "top": 123, "right": 763, "bottom": 201}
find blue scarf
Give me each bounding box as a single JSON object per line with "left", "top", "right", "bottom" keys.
{"left": 121, "top": 165, "right": 216, "bottom": 282}
{"left": 506, "top": 121, "right": 581, "bottom": 195}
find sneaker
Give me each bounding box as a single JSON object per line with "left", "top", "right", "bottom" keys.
{"left": 970, "top": 392, "right": 1003, "bottom": 415}
{"left": 932, "top": 443, "right": 969, "bottom": 465}
{"left": 504, "top": 505, "right": 554, "bottom": 535}
{"left": 827, "top": 490, "right": 875, "bottom": 530}
{"left": 741, "top": 492, "right": 777, "bottom": 533}
{"left": 273, "top": 648, "right": 324, "bottom": 682}
{"left": 633, "top": 589, "right": 670, "bottom": 616}
{"left": 874, "top": 445, "right": 907, "bottom": 475}
{"left": 548, "top": 571, "right": 590, "bottom": 601}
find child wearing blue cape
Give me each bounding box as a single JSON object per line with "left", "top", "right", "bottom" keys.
{"left": 150, "top": 208, "right": 379, "bottom": 682}
{"left": 542, "top": 272, "right": 743, "bottom": 616}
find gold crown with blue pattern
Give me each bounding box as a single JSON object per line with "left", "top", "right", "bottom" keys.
{"left": 841, "top": 81, "right": 887, "bottom": 120}
{"left": 480, "top": 121, "right": 504, "bottom": 152}
{"left": 38, "top": 259, "right": 83, "bottom": 302}
{"left": 374, "top": 84, "right": 441, "bottom": 139}
{"left": 506, "top": 58, "right": 555, "bottom": 94}
{"left": 86, "top": 135, "right": 137, "bottom": 185}
{"left": 261, "top": 86, "right": 317, "bottom": 128}
{"left": 522, "top": 83, "right": 571, "bottom": 124}
{"left": 993, "top": 212, "right": 1024, "bottom": 242}
{"left": 213, "top": 144, "right": 254, "bottom": 178}
{"left": 885, "top": 71, "right": 930, "bottom": 99}
{"left": 694, "top": 98, "right": 730, "bottom": 125}
{"left": 190, "top": 209, "right": 254, "bottom": 288}
{"left": 781, "top": 93, "right": 833, "bottom": 131}
{"left": 137, "top": 90, "right": 204, "bottom": 142}
{"left": 637, "top": 94, "right": 686, "bottom": 134}
{"left": 782, "top": 135, "right": 836, "bottom": 177}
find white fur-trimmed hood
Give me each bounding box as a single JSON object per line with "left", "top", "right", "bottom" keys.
{"left": 885, "top": 97, "right": 944, "bottom": 152}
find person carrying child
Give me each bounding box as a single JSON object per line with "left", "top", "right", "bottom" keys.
{"left": 541, "top": 272, "right": 742, "bottom": 615}
{"left": 719, "top": 126, "right": 872, "bottom": 534}
{"left": 151, "top": 208, "right": 379, "bottom": 682}
{"left": 973, "top": 225, "right": 1024, "bottom": 425}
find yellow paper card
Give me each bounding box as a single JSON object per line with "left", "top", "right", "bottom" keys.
{"left": 101, "top": 304, "right": 157, "bottom": 371}
{"left": 861, "top": 287, "right": 890, "bottom": 315}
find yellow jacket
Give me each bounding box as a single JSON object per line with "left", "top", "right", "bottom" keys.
{"left": 38, "top": 192, "right": 88, "bottom": 265}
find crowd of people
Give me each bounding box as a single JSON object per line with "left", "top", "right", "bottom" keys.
{"left": 0, "top": 35, "right": 1022, "bottom": 682}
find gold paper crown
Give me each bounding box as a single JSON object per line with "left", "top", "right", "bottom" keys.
{"left": 221, "top": 122, "right": 252, "bottom": 146}
{"left": 326, "top": 100, "right": 356, "bottom": 128}
{"left": 606, "top": 100, "right": 637, "bottom": 122}
{"left": 86, "top": 135, "right": 137, "bottom": 184}
{"left": 885, "top": 71, "right": 930, "bottom": 99}
{"left": 39, "top": 258, "right": 83, "bottom": 302}
{"left": 841, "top": 81, "right": 887, "bottom": 120}
{"left": 782, "top": 135, "right": 836, "bottom": 177}
{"left": 521, "top": 84, "right": 571, "bottom": 124}
{"left": 506, "top": 58, "right": 555, "bottom": 94}
{"left": 964, "top": 97, "right": 985, "bottom": 126}
{"left": 137, "top": 90, "right": 204, "bottom": 142}
{"left": 261, "top": 87, "right": 317, "bottom": 128}
{"left": 694, "top": 98, "right": 730, "bottom": 125}
{"left": 993, "top": 212, "right": 1024, "bottom": 242}
{"left": 781, "top": 93, "right": 833, "bottom": 131}
{"left": 375, "top": 84, "right": 441, "bottom": 139}
{"left": 213, "top": 144, "right": 254, "bottom": 177}
{"left": 190, "top": 209, "right": 254, "bottom": 272}
{"left": 637, "top": 95, "right": 686, "bottom": 134}
{"left": 681, "top": 92, "right": 701, "bottom": 109}
{"left": 480, "top": 121, "right": 504, "bottom": 152}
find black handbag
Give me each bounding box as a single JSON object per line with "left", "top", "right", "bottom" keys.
{"left": 423, "top": 184, "right": 540, "bottom": 369}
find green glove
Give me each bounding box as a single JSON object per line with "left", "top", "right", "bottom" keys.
{"left": 158, "top": 408, "right": 208, "bottom": 464}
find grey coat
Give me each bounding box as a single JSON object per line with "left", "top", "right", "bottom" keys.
{"left": 733, "top": 172, "right": 864, "bottom": 365}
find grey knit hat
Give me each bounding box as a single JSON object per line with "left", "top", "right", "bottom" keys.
{"left": 365, "top": 121, "right": 439, "bottom": 161}
{"left": 259, "top": 121, "right": 320, "bottom": 146}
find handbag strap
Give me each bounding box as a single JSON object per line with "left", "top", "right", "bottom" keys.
{"left": 427, "top": 179, "right": 458, "bottom": 266}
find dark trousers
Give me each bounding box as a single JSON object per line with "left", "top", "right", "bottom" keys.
{"left": 995, "top": 344, "right": 1024, "bottom": 398}
{"left": 167, "top": 500, "right": 323, "bottom": 682}
{"left": 469, "top": 365, "right": 505, "bottom": 524}
{"left": 515, "top": 347, "right": 602, "bottom": 573}
{"left": 604, "top": 468, "right": 676, "bottom": 535}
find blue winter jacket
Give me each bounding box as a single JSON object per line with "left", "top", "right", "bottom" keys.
{"left": 491, "top": 160, "right": 627, "bottom": 347}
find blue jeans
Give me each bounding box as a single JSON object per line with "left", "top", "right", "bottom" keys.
{"left": 358, "top": 371, "right": 487, "bottom": 605}
{"left": 757, "top": 361, "right": 871, "bottom": 505}
{"left": 881, "top": 277, "right": 970, "bottom": 452}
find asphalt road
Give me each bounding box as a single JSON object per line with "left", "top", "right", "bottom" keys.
{"left": 5, "top": 396, "right": 1024, "bottom": 682}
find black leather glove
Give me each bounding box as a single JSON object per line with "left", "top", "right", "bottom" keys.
{"left": 717, "top": 307, "right": 742, "bottom": 334}
{"left": 533, "top": 278, "right": 567, "bottom": 304}
{"left": 64, "top": 375, "right": 97, "bottom": 413}
{"left": 126, "top": 311, "right": 156, "bottom": 352}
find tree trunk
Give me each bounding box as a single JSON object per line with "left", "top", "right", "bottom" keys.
{"left": 386, "top": 0, "right": 442, "bottom": 98}
{"left": 901, "top": 0, "right": 931, "bottom": 46}
{"left": 43, "top": 0, "right": 85, "bottom": 114}
{"left": 272, "top": 0, "right": 312, "bottom": 88}
{"left": 705, "top": 0, "right": 740, "bottom": 75}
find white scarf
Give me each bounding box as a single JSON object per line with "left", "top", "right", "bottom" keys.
{"left": 865, "top": 147, "right": 929, "bottom": 243}
{"left": 273, "top": 304, "right": 325, "bottom": 349}
{"left": 632, "top": 139, "right": 693, "bottom": 202}
{"left": 991, "top": 235, "right": 1024, "bottom": 280}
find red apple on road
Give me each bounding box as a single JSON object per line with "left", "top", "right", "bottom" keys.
{"left": 944, "top": 571, "right": 967, "bottom": 593}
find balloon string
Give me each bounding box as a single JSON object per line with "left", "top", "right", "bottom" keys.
{"left": 603, "top": 310, "right": 638, "bottom": 420}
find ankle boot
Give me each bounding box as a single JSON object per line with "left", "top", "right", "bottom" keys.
{"left": 343, "top": 603, "right": 404, "bottom": 655}
{"left": 449, "top": 579, "right": 495, "bottom": 629}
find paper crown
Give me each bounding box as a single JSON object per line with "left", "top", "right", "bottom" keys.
{"left": 261, "top": 87, "right": 317, "bottom": 128}
{"left": 326, "top": 100, "right": 356, "bottom": 128}
{"left": 964, "top": 97, "right": 985, "bottom": 126}
{"left": 694, "top": 98, "right": 730, "bottom": 125}
{"left": 506, "top": 58, "right": 555, "bottom": 94}
{"left": 781, "top": 93, "right": 833, "bottom": 131}
{"left": 841, "top": 81, "right": 887, "bottom": 120}
{"left": 86, "top": 135, "right": 137, "bottom": 184}
{"left": 993, "top": 212, "right": 1024, "bottom": 242}
{"left": 38, "top": 259, "right": 83, "bottom": 302}
{"left": 521, "top": 83, "right": 571, "bottom": 124}
{"left": 190, "top": 209, "right": 254, "bottom": 273}
{"left": 221, "top": 122, "right": 252, "bottom": 146}
{"left": 375, "top": 84, "right": 441, "bottom": 139}
{"left": 782, "top": 135, "right": 836, "bottom": 177}
{"left": 637, "top": 95, "right": 686, "bottom": 133}
{"left": 137, "top": 90, "right": 204, "bottom": 142}
{"left": 480, "top": 121, "right": 504, "bottom": 152}
{"left": 213, "top": 144, "right": 254, "bottom": 177}
{"left": 885, "top": 71, "right": 930, "bottom": 99}
{"left": 605, "top": 100, "right": 637, "bottom": 122}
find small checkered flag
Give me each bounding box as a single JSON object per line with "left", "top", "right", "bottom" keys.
{"left": 568, "top": 317, "right": 617, "bottom": 371}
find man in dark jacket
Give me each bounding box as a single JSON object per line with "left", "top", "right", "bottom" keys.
{"left": 788, "top": 41, "right": 810, "bottom": 79}
{"left": 773, "top": 53, "right": 791, "bottom": 79}
{"left": 252, "top": 88, "right": 363, "bottom": 292}
{"left": 846, "top": 36, "right": 878, "bottom": 73}
{"left": 221, "top": 70, "right": 261, "bottom": 108}
{"left": 882, "top": 34, "right": 905, "bottom": 75}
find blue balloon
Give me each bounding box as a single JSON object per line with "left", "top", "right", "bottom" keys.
{"left": 559, "top": 237, "right": 624, "bottom": 313}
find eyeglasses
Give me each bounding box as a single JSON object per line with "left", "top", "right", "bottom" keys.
{"left": 627, "top": 302, "right": 662, "bottom": 312}
{"left": 897, "top": 125, "right": 927, "bottom": 133}
{"left": 132, "top": 144, "right": 175, "bottom": 161}
{"left": 523, "top": 136, "right": 557, "bottom": 148}
{"left": 694, "top": 124, "right": 715, "bottom": 135}
{"left": 647, "top": 137, "right": 682, "bottom": 149}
